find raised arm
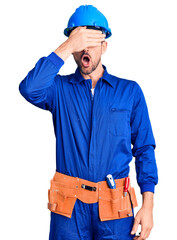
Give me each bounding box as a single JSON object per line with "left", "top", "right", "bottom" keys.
{"left": 19, "top": 27, "right": 105, "bottom": 112}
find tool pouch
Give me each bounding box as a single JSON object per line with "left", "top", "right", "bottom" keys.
{"left": 47, "top": 172, "right": 138, "bottom": 221}
{"left": 48, "top": 180, "right": 77, "bottom": 218}
{"left": 98, "top": 185, "right": 138, "bottom": 221}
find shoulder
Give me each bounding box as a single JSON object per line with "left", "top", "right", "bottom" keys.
{"left": 108, "top": 72, "right": 141, "bottom": 93}
{"left": 54, "top": 72, "right": 75, "bottom": 84}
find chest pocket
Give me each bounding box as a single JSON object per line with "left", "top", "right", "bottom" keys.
{"left": 109, "top": 107, "right": 130, "bottom": 137}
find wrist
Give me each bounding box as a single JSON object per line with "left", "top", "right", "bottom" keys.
{"left": 142, "top": 192, "right": 154, "bottom": 209}
{"left": 54, "top": 40, "right": 73, "bottom": 61}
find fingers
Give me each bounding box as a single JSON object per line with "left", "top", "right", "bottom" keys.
{"left": 75, "top": 26, "right": 105, "bottom": 40}
{"left": 133, "top": 236, "right": 139, "bottom": 240}
{"left": 138, "top": 225, "right": 152, "bottom": 239}
{"left": 87, "top": 36, "right": 105, "bottom": 44}
{"left": 68, "top": 26, "right": 106, "bottom": 53}
{"left": 81, "top": 31, "right": 106, "bottom": 42}
{"left": 86, "top": 32, "right": 106, "bottom": 47}
{"left": 131, "top": 207, "right": 154, "bottom": 240}
{"left": 133, "top": 231, "right": 141, "bottom": 240}
{"left": 86, "top": 42, "right": 103, "bottom": 48}
{"left": 133, "top": 226, "right": 153, "bottom": 240}
{"left": 77, "top": 26, "right": 103, "bottom": 33}
{"left": 138, "top": 218, "right": 153, "bottom": 239}
{"left": 87, "top": 33, "right": 106, "bottom": 39}
{"left": 131, "top": 218, "right": 139, "bottom": 236}
{"left": 86, "top": 35, "right": 106, "bottom": 47}
{"left": 71, "top": 26, "right": 103, "bottom": 36}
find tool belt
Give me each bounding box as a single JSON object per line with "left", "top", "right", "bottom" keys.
{"left": 48, "top": 172, "right": 138, "bottom": 221}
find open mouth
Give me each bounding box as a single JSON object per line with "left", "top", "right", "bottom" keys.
{"left": 81, "top": 54, "right": 91, "bottom": 68}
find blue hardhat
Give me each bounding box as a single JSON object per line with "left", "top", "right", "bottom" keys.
{"left": 64, "top": 5, "right": 112, "bottom": 39}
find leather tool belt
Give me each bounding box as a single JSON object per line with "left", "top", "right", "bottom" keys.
{"left": 48, "top": 171, "right": 138, "bottom": 221}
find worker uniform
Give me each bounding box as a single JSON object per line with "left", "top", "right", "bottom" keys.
{"left": 19, "top": 52, "right": 158, "bottom": 239}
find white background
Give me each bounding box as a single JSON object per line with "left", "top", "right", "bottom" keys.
{"left": 1, "top": 0, "right": 176, "bottom": 239}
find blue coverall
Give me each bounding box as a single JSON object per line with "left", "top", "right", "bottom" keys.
{"left": 19, "top": 52, "right": 158, "bottom": 240}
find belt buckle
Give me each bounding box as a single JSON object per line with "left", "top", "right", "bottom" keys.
{"left": 81, "top": 184, "right": 97, "bottom": 191}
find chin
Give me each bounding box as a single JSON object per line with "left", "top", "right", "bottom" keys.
{"left": 80, "top": 66, "right": 93, "bottom": 75}
{"left": 81, "top": 69, "right": 91, "bottom": 75}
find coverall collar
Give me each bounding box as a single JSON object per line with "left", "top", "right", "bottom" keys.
{"left": 69, "top": 65, "right": 114, "bottom": 88}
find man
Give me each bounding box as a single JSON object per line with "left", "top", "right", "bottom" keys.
{"left": 19, "top": 5, "right": 158, "bottom": 240}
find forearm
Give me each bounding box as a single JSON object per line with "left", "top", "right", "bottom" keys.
{"left": 54, "top": 40, "right": 73, "bottom": 62}
{"left": 142, "top": 191, "right": 154, "bottom": 209}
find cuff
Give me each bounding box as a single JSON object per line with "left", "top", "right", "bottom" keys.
{"left": 139, "top": 182, "right": 155, "bottom": 194}
{"left": 47, "top": 52, "right": 64, "bottom": 69}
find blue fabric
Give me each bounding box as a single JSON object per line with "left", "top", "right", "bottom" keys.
{"left": 19, "top": 51, "right": 158, "bottom": 193}
{"left": 19, "top": 51, "right": 158, "bottom": 238}
{"left": 49, "top": 199, "right": 135, "bottom": 240}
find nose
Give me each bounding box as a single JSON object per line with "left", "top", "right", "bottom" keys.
{"left": 83, "top": 47, "right": 89, "bottom": 53}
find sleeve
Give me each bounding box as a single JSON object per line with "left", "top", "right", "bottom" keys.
{"left": 130, "top": 82, "right": 158, "bottom": 194}
{"left": 19, "top": 52, "right": 64, "bottom": 113}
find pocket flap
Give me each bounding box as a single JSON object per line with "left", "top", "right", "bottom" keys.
{"left": 118, "top": 209, "right": 133, "bottom": 218}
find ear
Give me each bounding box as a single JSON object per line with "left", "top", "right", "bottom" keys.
{"left": 101, "top": 41, "right": 108, "bottom": 55}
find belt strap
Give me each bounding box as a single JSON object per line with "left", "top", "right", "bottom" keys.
{"left": 50, "top": 172, "right": 131, "bottom": 204}
{"left": 81, "top": 184, "right": 97, "bottom": 191}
